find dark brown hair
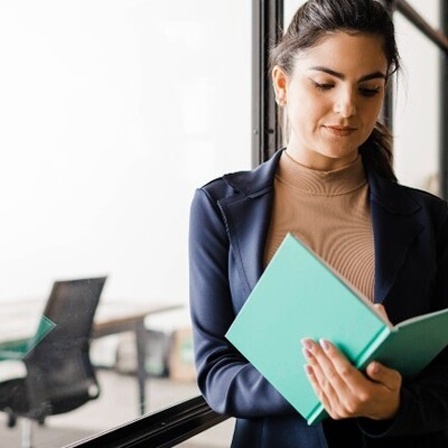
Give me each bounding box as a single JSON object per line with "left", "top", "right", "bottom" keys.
{"left": 270, "top": 0, "right": 400, "bottom": 182}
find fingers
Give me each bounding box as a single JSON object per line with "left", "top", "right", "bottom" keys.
{"left": 302, "top": 339, "right": 339, "bottom": 412}
{"left": 303, "top": 338, "right": 361, "bottom": 390}
{"left": 302, "top": 338, "right": 363, "bottom": 418}
{"left": 366, "top": 360, "right": 402, "bottom": 391}
{"left": 302, "top": 338, "right": 402, "bottom": 420}
{"left": 363, "top": 360, "right": 402, "bottom": 419}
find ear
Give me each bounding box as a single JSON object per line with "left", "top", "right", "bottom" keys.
{"left": 272, "top": 65, "right": 288, "bottom": 106}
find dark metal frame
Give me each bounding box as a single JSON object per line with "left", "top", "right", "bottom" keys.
{"left": 63, "top": 2, "right": 448, "bottom": 447}
{"left": 441, "top": 0, "right": 448, "bottom": 198}
{"left": 64, "top": 396, "right": 228, "bottom": 448}
{"left": 251, "top": 0, "right": 284, "bottom": 166}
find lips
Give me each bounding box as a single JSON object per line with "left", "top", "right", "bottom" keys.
{"left": 325, "top": 125, "right": 357, "bottom": 137}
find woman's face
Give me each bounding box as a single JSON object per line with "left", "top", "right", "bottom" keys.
{"left": 272, "top": 32, "right": 388, "bottom": 171}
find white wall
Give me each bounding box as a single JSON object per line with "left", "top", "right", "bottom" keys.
{"left": 393, "top": 0, "right": 441, "bottom": 193}
{"left": 0, "top": 1, "right": 251, "bottom": 303}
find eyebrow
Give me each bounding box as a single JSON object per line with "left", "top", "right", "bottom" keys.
{"left": 308, "top": 66, "right": 387, "bottom": 82}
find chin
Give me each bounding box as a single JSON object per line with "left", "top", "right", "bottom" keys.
{"left": 319, "top": 145, "right": 359, "bottom": 161}
{"left": 315, "top": 149, "right": 359, "bottom": 168}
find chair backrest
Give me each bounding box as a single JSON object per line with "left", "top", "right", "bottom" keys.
{"left": 24, "top": 277, "right": 107, "bottom": 418}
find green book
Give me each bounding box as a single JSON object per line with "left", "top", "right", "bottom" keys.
{"left": 225, "top": 233, "right": 448, "bottom": 425}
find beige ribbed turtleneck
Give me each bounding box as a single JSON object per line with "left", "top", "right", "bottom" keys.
{"left": 264, "top": 150, "right": 375, "bottom": 301}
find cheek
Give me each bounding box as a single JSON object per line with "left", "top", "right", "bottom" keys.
{"left": 359, "top": 99, "right": 383, "bottom": 127}
{"left": 369, "top": 96, "right": 385, "bottom": 119}
{"left": 367, "top": 104, "right": 383, "bottom": 125}
{"left": 288, "top": 93, "right": 328, "bottom": 125}
{"left": 287, "top": 106, "right": 318, "bottom": 135}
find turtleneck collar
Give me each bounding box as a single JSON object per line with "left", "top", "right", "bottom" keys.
{"left": 277, "top": 150, "right": 368, "bottom": 196}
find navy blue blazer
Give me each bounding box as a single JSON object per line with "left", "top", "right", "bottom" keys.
{"left": 189, "top": 149, "right": 448, "bottom": 447}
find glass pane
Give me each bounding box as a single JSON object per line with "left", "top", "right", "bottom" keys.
{"left": 0, "top": 0, "right": 251, "bottom": 446}
{"left": 284, "top": 0, "right": 307, "bottom": 26}
{"left": 177, "top": 418, "right": 235, "bottom": 447}
{"left": 393, "top": 0, "right": 442, "bottom": 193}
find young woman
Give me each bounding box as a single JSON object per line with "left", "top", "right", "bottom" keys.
{"left": 189, "top": 0, "right": 448, "bottom": 446}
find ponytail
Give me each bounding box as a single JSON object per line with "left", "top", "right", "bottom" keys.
{"left": 360, "top": 121, "right": 397, "bottom": 183}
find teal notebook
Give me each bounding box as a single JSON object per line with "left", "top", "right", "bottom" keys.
{"left": 225, "top": 233, "right": 448, "bottom": 425}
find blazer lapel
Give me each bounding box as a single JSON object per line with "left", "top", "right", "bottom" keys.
{"left": 368, "top": 171, "right": 424, "bottom": 304}
{"left": 219, "top": 192, "right": 272, "bottom": 294}
{"left": 218, "top": 150, "right": 283, "bottom": 295}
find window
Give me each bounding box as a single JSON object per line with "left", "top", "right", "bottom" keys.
{"left": 393, "top": 0, "right": 442, "bottom": 194}
{"left": 0, "top": 1, "right": 251, "bottom": 446}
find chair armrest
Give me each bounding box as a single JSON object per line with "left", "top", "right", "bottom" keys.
{"left": 0, "top": 339, "right": 29, "bottom": 360}
{"left": 0, "top": 349, "right": 26, "bottom": 361}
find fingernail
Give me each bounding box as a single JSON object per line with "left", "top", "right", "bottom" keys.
{"left": 304, "top": 364, "right": 313, "bottom": 376}
{"left": 320, "top": 339, "right": 330, "bottom": 351}
{"left": 302, "top": 348, "right": 312, "bottom": 360}
{"left": 301, "top": 338, "right": 312, "bottom": 350}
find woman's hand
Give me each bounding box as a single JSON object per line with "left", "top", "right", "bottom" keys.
{"left": 301, "top": 338, "right": 402, "bottom": 421}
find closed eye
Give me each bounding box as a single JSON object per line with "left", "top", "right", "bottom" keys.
{"left": 311, "top": 79, "right": 382, "bottom": 97}
{"left": 359, "top": 87, "right": 381, "bottom": 97}
{"left": 312, "top": 81, "right": 334, "bottom": 91}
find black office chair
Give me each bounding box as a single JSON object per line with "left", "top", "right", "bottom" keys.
{"left": 0, "top": 276, "right": 107, "bottom": 448}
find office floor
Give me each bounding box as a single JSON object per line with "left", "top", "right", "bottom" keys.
{"left": 0, "top": 369, "right": 235, "bottom": 448}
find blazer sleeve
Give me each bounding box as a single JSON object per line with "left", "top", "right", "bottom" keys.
{"left": 359, "top": 199, "right": 448, "bottom": 437}
{"left": 189, "top": 187, "right": 295, "bottom": 418}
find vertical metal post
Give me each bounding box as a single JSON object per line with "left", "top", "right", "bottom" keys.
{"left": 441, "top": 0, "right": 448, "bottom": 199}
{"left": 135, "top": 319, "right": 148, "bottom": 415}
{"left": 252, "top": 0, "right": 284, "bottom": 166}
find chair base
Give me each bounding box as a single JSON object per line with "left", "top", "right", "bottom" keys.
{"left": 20, "top": 418, "right": 34, "bottom": 448}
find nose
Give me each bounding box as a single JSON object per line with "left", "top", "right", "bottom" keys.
{"left": 333, "top": 89, "right": 357, "bottom": 118}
